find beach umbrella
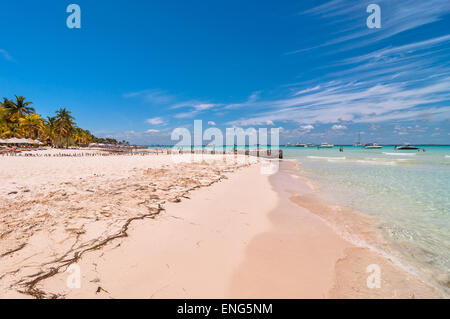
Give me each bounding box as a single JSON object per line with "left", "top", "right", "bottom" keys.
{"left": 17, "top": 138, "right": 33, "bottom": 144}
{"left": 5, "top": 138, "right": 33, "bottom": 144}
{"left": 5, "top": 138, "right": 22, "bottom": 144}
{"left": 0, "top": 138, "right": 7, "bottom": 144}
{"left": 28, "top": 138, "right": 39, "bottom": 145}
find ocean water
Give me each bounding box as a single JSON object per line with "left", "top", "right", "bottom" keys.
{"left": 283, "top": 145, "right": 450, "bottom": 294}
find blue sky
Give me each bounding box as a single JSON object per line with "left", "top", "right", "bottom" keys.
{"left": 1, "top": 0, "right": 449, "bottom": 144}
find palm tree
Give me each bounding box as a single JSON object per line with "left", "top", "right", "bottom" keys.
{"left": 1, "top": 96, "right": 126, "bottom": 146}
{"left": 0, "top": 106, "right": 8, "bottom": 138}
{"left": 19, "top": 113, "right": 44, "bottom": 139}
{"left": 2, "top": 95, "right": 35, "bottom": 121}
{"left": 76, "top": 128, "right": 95, "bottom": 146}
{"left": 43, "top": 116, "right": 57, "bottom": 146}
{"left": 55, "top": 108, "right": 75, "bottom": 148}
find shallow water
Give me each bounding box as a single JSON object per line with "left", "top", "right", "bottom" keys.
{"left": 283, "top": 145, "right": 450, "bottom": 294}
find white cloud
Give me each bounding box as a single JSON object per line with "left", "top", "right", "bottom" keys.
{"left": 145, "top": 129, "right": 160, "bottom": 133}
{"left": 294, "top": 86, "right": 321, "bottom": 96}
{"left": 146, "top": 117, "right": 164, "bottom": 125}
{"left": 208, "top": 121, "right": 216, "bottom": 126}
{"left": 332, "top": 124, "right": 347, "bottom": 130}
{"left": 266, "top": 120, "right": 275, "bottom": 126}
{"left": 300, "top": 125, "right": 314, "bottom": 131}
{"left": 174, "top": 111, "right": 197, "bottom": 119}
{"left": 194, "top": 104, "right": 216, "bottom": 111}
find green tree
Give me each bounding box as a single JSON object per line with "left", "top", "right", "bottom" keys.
{"left": 55, "top": 108, "right": 75, "bottom": 148}
{"left": 2, "top": 95, "right": 35, "bottom": 121}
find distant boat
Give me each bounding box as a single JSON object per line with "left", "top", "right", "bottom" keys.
{"left": 353, "top": 132, "right": 362, "bottom": 147}
{"left": 396, "top": 143, "right": 419, "bottom": 150}
{"left": 318, "top": 142, "right": 334, "bottom": 148}
{"left": 295, "top": 143, "right": 308, "bottom": 147}
{"left": 364, "top": 143, "right": 383, "bottom": 149}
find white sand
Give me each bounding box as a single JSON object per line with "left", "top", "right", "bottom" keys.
{"left": 0, "top": 150, "right": 255, "bottom": 298}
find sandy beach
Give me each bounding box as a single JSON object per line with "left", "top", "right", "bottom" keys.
{"left": 0, "top": 150, "right": 441, "bottom": 298}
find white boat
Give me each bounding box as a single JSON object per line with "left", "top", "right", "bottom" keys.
{"left": 353, "top": 132, "right": 362, "bottom": 147}
{"left": 318, "top": 142, "right": 334, "bottom": 148}
{"left": 364, "top": 143, "right": 383, "bottom": 149}
{"left": 396, "top": 143, "right": 419, "bottom": 150}
{"left": 295, "top": 143, "right": 308, "bottom": 147}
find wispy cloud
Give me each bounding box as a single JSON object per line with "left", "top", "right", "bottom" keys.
{"left": 293, "top": 85, "right": 321, "bottom": 96}
{"left": 124, "top": 89, "right": 218, "bottom": 120}
{"left": 146, "top": 117, "right": 164, "bottom": 125}
{"left": 145, "top": 129, "right": 160, "bottom": 133}
{"left": 173, "top": 102, "right": 218, "bottom": 118}
{"left": 123, "top": 89, "right": 174, "bottom": 105}
{"left": 0, "top": 49, "right": 15, "bottom": 62}
{"left": 341, "top": 34, "right": 450, "bottom": 65}
{"left": 291, "top": 0, "right": 450, "bottom": 54}
{"left": 194, "top": 103, "right": 216, "bottom": 111}
{"left": 227, "top": 76, "right": 450, "bottom": 126}
{"left": 231, "top": 118, "right": 277, "bottom": 126}
{"left": 235, "top": 24, "right": 448, "bottom": 129}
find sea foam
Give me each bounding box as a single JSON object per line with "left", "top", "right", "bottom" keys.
{"left": 383, "top": 152, "right": 416, "bottom": 156}
{"left": 307, "top": 156, "right": 346, "bottom": 160}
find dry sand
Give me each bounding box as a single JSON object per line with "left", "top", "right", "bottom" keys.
{"left": 0, "top": 149, "right": 441, "bottom": 298}
{"left": 0, "top": 149, "right": 254, "bottom": 298}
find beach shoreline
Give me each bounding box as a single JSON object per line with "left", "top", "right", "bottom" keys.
{"left": 0, "top": 151, "right": 442, "bottom": 298}
{"left": 265, "top": 160, "right": 441, "bottom": 298}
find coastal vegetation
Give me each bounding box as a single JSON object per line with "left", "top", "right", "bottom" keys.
{"left": 0, "top": 95, "right": 123, "bottom": 147}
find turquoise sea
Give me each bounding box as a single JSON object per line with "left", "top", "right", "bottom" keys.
{"left": 283, "top": 145, "right": 450, "bottom": 295}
